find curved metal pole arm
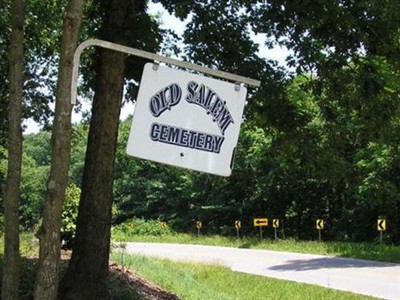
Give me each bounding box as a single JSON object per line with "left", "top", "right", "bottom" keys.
{"left": 71, "top": 39, "right": 261, "bottom": 104}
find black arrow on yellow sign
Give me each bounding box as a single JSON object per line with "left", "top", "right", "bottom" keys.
{"left": 272, "top": 219, "right": 279, "bottom": 228}
{"left": 196, "top": 221, "right": 202, "bottom": 229}
{"left": 235, "top": 220, "right": 241, "bottom": 229}
{"left": 253, "top": 218, "right": 268, "bottom": 227}
{"left": 377, "top": 219, "right": 386, "bottom": 231}
{"left": 316, "top": 219, "right": 324, "bottom": 230}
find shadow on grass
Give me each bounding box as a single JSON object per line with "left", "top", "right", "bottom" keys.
{"left": 238, "top": 237, "right": 261, "bottom": 249}
{"left": 238, "top": 242, "right": 252, "bottom": 249}
{"left": 324, "top": 242, "right": 400, "bottom": 263}
{"left": 237, "top": 238, "right": 400, "bottom": 264}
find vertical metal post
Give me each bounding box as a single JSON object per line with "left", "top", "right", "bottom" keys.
{"left": 259, "top": 226, "right": 263, "bottom": 239}
{"left": 318, "top": 229, "right": 321, "bottom": 242}
{"left": 274, "top": 227, "right": 277, "bottom": 240}
{"left": 197, "top": 227, "right": 200, "bottom": 237}
{"left": 380, "top": 231, "right": 383, "bottom": 247}
{"left": 236, "top": 228, "right": 240, "bottom": 239}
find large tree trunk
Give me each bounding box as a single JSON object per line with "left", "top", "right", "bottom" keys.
{"left": 33, "top": 0, "right": 84, "bottom": 299}
{"left": 2, "top": 0, "right": 25, "bottom": 299}
{"left": 60, "top": 1, "right": 132, "bottom": 298}
{"left": 60, "top": 48, "right": 125, "bottom": 300}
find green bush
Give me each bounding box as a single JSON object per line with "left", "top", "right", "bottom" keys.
{"left": 61, "top": 184, "right": 80, "bottom": 247}
{"left": 112, "top": 218, "right": 175, "bottom": 241}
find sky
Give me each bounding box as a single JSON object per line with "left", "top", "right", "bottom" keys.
{"left": 24, "top": 3, "right": 291, "bottom": 134}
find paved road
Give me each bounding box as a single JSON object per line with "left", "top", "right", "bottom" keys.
{"left": 119, "top": 242, "right": 400, "bottom": 299}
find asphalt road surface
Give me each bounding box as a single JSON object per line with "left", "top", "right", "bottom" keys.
{"left": 120, "top": 242, "right": 400, "bottom": 299}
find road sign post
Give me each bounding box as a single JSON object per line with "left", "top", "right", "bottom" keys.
{"left": 273, "top": 219, "right": 279, "bottom": 240}
{"left": 377, "top": 218, "right": 386, "bottom": 247}
{"left": 235, "top": 220, "right": 241, "bottom": 239}
{"left": 196, "top": 221, "right": 202, "bottom": 237}
{"left": 160, "top": 222, "right": 167, "bottom": 230}
{"left": 316, "top": 219, "right": 324, "bottom": 242}
{"left": 253, "top": 218, "right": 268, "bottom": 239}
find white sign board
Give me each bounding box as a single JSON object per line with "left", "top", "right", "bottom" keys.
{"left": 126, "top": 63, "right": 247, "bottom": 176}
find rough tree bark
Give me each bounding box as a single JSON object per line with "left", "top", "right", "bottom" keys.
{"left": 33, "top": 0, "right": 84, "bottom": 299}
{"left": 60, "top": 49, "right": 125, "bottom": 300}
{"left": 60, "top": 1, "right": 133, "bottom": 298}
{"left": 2, "top": 0, "right": 25, "bottom": 299}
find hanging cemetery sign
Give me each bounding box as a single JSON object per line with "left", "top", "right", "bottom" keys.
{"left": 72, "top": 40, "right": 259, "bottom": 176}
{"left": 126, "top": 63, "right": 248, "bottom": 176}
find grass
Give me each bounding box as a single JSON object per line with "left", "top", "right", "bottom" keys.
{"left": 111, "top": 253, "right": 376, "bottom": 300}
{"left": 112, "top": 232, "right": 400, "bottom": 263}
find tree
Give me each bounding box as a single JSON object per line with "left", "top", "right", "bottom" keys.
{"left": 61, "top": 0, "right": 277, "bottom": 295}
{"left": 61, "top": 0, "right": 136, "bottom": 298}
{"left": 33, "top": 0, "right": 85, "bottom": 298}
{"left": 2, "top": 0, "right": 26, "bottom": 298}
{"left": 61, "top": 0, "right": 169, "bottom": 296}
{"left": 62, "top": 5, "right": 287, "bottom": 290}
{"left": 0, "top": 0, "right": 69, "bottom": 145}
{"left": 0, "top": 0, "right": 11, "bottom": 150}
{"left": 1, "top": 0, "right": 73, "bottom": 227}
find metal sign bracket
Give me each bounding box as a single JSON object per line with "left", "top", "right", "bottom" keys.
{"left": 71, "top": 39, "right": 261, "bottom": 104}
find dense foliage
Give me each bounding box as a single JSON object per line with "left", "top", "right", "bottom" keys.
{"left": 1, "top": 0, "right": 399, "bottom": 246}
{"left": 16, "top": 91, "right": 400, "bottom": 243}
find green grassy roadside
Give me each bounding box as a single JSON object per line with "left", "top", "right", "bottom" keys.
{"left": 112, "top": 232, "right": 400, "bottom": 264}
{"left": 1, "top": 231, "right": 397, "bottom": 299}
{"left": 110, "top": 254, "right": 376, "bottom": 300}
{"left": 110, "top": 230, "right": 397, "bottom": 299}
